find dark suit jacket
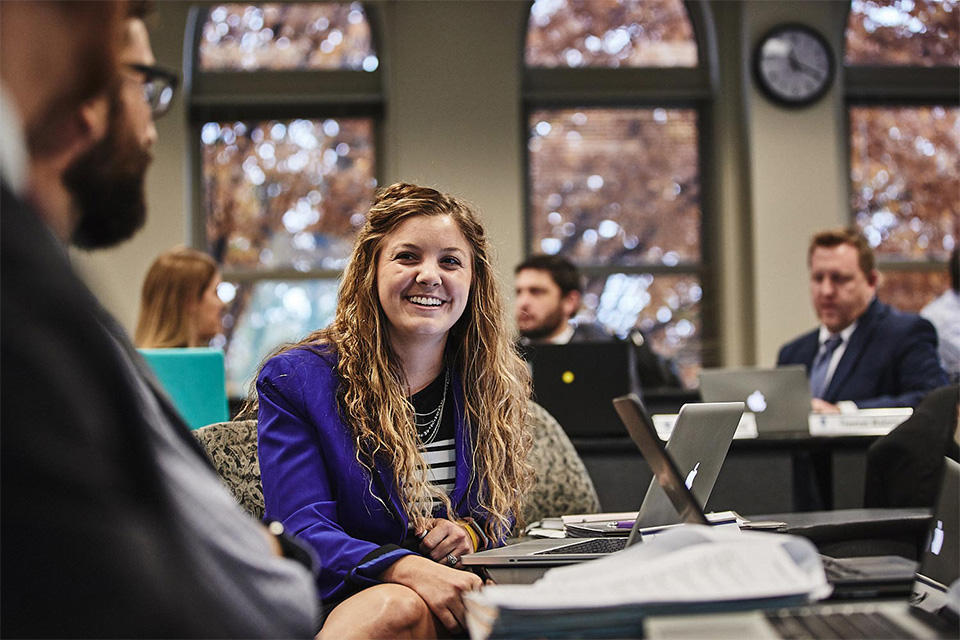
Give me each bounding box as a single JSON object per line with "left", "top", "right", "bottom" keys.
{"left": 0, "top": 186, "right": 310, "bottom": 638}
{"left": 864, "top": 384, "right": 960, "bottom": 509}
{"left": 777, "top": 298, "right": 949, "bottom": 409}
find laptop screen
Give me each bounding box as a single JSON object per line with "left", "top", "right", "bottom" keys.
{"left": 918, "top": 457, "right": 960, "bottom": 591}
{"left": 527, "top": 342, "right": 640, "bottom": 438}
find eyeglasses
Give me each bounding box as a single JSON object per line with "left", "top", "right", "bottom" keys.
{"left": 126, "top": 63, "right": 179, "bottom": 119}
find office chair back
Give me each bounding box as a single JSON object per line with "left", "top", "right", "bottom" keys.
{"left": 194, "top": 402, "right": 601, "bottom": 530}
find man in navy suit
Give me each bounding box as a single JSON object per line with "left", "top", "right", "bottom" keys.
{"left": 778, "top": 228, "right": 948, "bottom": 412}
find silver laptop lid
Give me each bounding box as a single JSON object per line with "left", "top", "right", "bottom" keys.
{"left": 627, "top": 398, "right": 744, "bottom": 529}
{"left": 698, "top": 366, "right": 809, "bottom": 435}
{"left": 613, "top": 395, "right": 743, "bottom": 543}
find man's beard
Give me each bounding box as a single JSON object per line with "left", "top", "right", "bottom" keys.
{"left": 64, "top": 113, "right": 152, "bottom": 250}
{"left": 518, "top": 305, "right": 567, "bottom": 341}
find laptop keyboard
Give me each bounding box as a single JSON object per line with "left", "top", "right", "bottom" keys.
{"left": 766, "top": 609, "right": 912, "bottom": 639}
{"left": 534, "top": 538, "right": 628, "bottom": 555}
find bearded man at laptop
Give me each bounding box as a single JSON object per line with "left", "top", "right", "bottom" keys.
{"left": 777, "top": 228, "right": 948, "bottom": 413}
{"left": 515, "top": 254, "right": 681, "bottom": 389}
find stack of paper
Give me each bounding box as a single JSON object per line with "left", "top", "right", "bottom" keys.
{"left": 464, "top": 526, "right": 831, "bottom": 639}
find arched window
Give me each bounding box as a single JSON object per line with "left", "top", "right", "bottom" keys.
{"left": 844, "top": 0, "right": 959, "bottom": 312}
{"left": 524, "top": 0, "right": 716, "bottom": 388}
{"left": 186, "top": 3, "right": 381, "bottom": 397}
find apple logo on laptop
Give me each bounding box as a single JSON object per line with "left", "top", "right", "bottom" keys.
{"left": 685, "top": 462, "right": 700, "bottom": 490}
{"left": 747, "top": 390, "right": 767, "bottom": 413}
{"left": 931, "top": 520, "right": 944, "bottom": 555}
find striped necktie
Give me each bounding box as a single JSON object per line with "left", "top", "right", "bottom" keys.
{"left": 809, "top": 335, "right": 843, "bottom": 399}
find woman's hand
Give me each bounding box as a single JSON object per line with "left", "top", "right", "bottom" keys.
{"left": 381, "top": 555, "right": 482, "bottom": 633}
{"left": 417, "top": 517, "right": 474, "bottom": 567}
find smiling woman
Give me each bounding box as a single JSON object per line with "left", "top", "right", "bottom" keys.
{"left": 377, "top": 215, "right": 473, "bottom": 353}
{"left": 244, "top": 183, "right": 533, "bottom": 638}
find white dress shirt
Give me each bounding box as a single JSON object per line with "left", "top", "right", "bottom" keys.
{"left": 921, "top": 289, "right": 960, "bottom": 382}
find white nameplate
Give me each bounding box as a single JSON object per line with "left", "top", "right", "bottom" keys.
{"left": 807, "top": 408, "right": 913, "bottom": 436}
{"left": 652, "top": 412, "right": 758, "bottom": 441}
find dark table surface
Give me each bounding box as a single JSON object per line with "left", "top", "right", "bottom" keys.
{"left": 481, "top": 508, "right": 931, "bottom": 586}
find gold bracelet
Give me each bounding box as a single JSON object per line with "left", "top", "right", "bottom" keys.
{"left": 457, "top": 519, "right": 480, "bottom": 552}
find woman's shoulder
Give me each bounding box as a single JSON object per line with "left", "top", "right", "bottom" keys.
{"left": 259, "top": 344, "right": 339, "bottom": 382}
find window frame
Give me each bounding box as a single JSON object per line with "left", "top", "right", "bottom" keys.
{"left": 842, "top": 3, "right": 960, "bottom": 286}
{"left": 183, "top": 3, "right": 384, "bottom": 396}
{"left": 521, "top": 0, "right": 721, "bottom": 371}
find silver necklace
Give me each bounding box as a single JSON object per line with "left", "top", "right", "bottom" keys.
{"left": 414, "top": 369, "right": 449, "bottom": 444}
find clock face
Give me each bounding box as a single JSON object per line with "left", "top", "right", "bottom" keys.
{"left": 754, "top": 24, "right": 835, "bottom": 107}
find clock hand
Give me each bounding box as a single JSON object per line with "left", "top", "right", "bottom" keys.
{"left": 788, "top": 49, "right": 823, "bottom": 80}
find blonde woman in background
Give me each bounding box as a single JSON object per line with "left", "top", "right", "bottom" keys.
{"left": 253, "top": 183, "right": 534, "bottom": 638}
{"left": 135, "top": 247, "right": 225, "bottom": 348}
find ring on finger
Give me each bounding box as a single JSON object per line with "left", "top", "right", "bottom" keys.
{"left": 446, "top": 553, "right": 459, "bottom": 566}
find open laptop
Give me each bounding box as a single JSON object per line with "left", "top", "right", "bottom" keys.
{"left": 524, "top": 342, "right": 640, "bottom": 438}
{"left": 462, "top": 398, "right": 743, "bottom": 566}
{"left": 646, "top": 457, "right": 960, "bottom": 639}
{"left": 588, "top": 395, "right": 916, "bottom": 599}
{"left": 698, "top": 365, "right": 811, "bottom": 435}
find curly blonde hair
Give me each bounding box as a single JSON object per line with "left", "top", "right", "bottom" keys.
{"left": 249, "top": 183, "right": 533, "bottom": 540}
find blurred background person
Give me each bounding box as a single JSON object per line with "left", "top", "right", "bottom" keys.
{"left": 778, "top": 228, "right": 947, "bottom": 412}
{"left": 136, "top": 246, "right": 225, "bottom": 348}
{"left": 921, "top": 247, "right": 960, "bottom": 383}
{"left": 515, "top": 253, "right": 681, "bottom": 389}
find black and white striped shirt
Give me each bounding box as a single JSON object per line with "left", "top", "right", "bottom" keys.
{"left": 409, "top": 370, "right": 456, "bottom": 508}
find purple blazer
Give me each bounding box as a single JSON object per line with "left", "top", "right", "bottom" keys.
{"left": 257, "top": 346, "right": 500, "bottom": 602}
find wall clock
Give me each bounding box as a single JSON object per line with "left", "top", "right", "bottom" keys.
{"left": 753, "top": 24, "right": 835, "bottom": 108}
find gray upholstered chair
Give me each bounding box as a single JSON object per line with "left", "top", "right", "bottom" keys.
{"left": 194, "top": 401, "right": 601, "bottom": 530}
{"left": 520, "top": 401, "right": 602, "bottom": 528}
{"left": 194, "top": 419, "right": 265, "bottom": 521}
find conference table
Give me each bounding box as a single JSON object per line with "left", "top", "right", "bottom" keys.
{"left": 572, "top": 432, "right": 882, "bottom": 515}
{"left": 480, "top": 508, "right": 931, "bottom": 587}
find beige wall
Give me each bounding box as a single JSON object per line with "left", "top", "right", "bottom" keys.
{"left": 76, "top": 0, "right": 855, "bottom": 367}
{"left": 741, "top": 0, "right": 851, "bottom": 365}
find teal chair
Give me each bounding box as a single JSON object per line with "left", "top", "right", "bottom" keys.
{"left": 139, "top": 347, "right": 229, "bottom": 430}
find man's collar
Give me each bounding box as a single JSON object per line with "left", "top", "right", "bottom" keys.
{"left": 547, "top": 322, "right": 576, "bottom": 345}
{"left": 817, "top": 297, "right": 876, "bottom": 344}
{"left": 818, "top": 319, "right": 859, "bottom": 344}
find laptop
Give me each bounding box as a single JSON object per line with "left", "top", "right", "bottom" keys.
{"left": 698, "top": 365, "right": 811, "bottom": 435}
{"left": 462, "top": 397, "right": 743, "bottom": 566}
{"left": 524, "top": 342, "right": 640, "bottom": 438}
{"left": 646, "top": 457, "right": 960, "bottom": 639}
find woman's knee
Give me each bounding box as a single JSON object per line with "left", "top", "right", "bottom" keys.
{"left": 375, "top": 584, "right": 432, "bottom": 632}
{"left": 320, "top": 584, "right": 433, "bottom": 639}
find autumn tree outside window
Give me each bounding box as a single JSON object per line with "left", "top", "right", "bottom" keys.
{"left": 524, "top": 0, "right": 717, "bottom": 388}
{"left": 844, "top": 0, "right": 960, "bottom": 312}
{"left": 186, "top": 3, "right": 381, "bottom": 396}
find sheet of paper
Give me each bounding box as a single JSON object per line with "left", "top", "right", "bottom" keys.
{"left": 561, "top": 511, "right": 638, "bottom": 526}
{"left": 475, "top": 526, "right": 831, "bottom": 611}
